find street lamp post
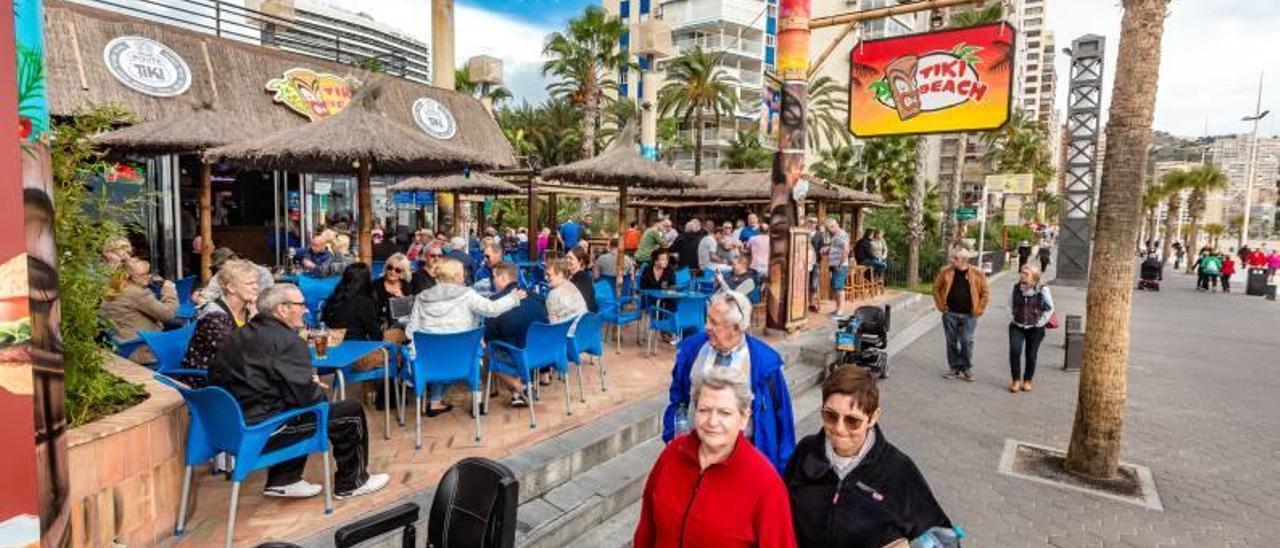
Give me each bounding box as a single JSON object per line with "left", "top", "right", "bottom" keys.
{"left": 1239, "top": 72, "right": 1269, "bottom": 248}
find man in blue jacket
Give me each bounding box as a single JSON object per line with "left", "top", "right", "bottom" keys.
{"left": 662, "top": 290, "right": 796, "bottom": 472}
{"left": 485, "top": 262, "right": 548, "bottom": 407}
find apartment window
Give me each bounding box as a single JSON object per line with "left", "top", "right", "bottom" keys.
{"left": 1025, "top": 6, "right": 1043, "bottom": 15}
{"left": 1025, "top": 74, "right": 1038, "bottom": 82}
{"left": 620, "top": 0, "right": 630, "bottom": 17}
{"left": 639, "top": 0, "right": 650, "bottom": 15}
{"left": 1026, "top": 87, "right": 1038, "bottom": 94}
{"left": 767, "top": 35, "right": 776, "bottom": 46}
{"left": 1025, "top": 18, "right": 1042, "bottom": 27}
{"left": 768, "top": 5, "right": 777, "bottom": 18}
{"left": 1028, "top": 41, "right": 1040, "bottom": 49}
{"left": 1026, "top": 52, "right": 1039, "bottom": 60}
{"left": 1027, "top": 64, "right": 1038, "bottom": 72}
{"left": 1027, "top": 30, "right": 1041, "bottom": 37}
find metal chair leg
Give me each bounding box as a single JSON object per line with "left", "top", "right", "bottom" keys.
{"left": 175, "top": 465, "right": 193, "bottom": 536}
{"left": 225, "top": 482, "right": 241, "bottom": 548}
{"left": 414, "top": 391, "right": 422, "bottom": 450}
{"left": 483, "top": 370, "right": 493, "bottom": 415}
{"left": 397, "top": 377, "right": 407, "bottom": 426}
{"left": 563, "top": 368, "right": 573, "bottom": 416}
{"left": 472, "top": 390, "right": 482, "bottom": 442}
{"left": 322, "top": 450, "right": 333, "bottom": 514}
{"left": 577, "top": 360, "right": 587, "bottom": 403}
{"left": 599, "top": 354, "right": 608, "bottom": 392}
{"left": 526, "top": 378, "right": 537, "bottom": 429}
{"left": 382, "top": 354, "right": 391, "bottom": 440}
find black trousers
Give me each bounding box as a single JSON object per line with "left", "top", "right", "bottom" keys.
{"left": 1008, "top": 324, "right": 1045, "bottom": 381}
{"left": 1220, "top": 273, "right": 1231, "bottom": 292}
{"left": 1039, "top": 256, "right": 1050, "bottom": 272}
{"left": 263, "top": 399, "right": 370, "bottom": 493}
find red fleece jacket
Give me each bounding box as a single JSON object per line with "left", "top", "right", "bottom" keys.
{"left": 635, "top": 432, "right": 797, "bottom": 548}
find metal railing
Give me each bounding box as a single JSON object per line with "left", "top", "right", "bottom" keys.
{"left": 70, "top": 0, "right": 429, "bottom": 83}
{"left": 674, "top": 36, "right": 765, "bottom": 57}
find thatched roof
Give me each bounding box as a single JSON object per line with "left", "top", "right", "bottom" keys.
{"left": 44, "top": 0, "right": 514, "bottom": 166}
{"left": 541, "top": 126, "right": 698, "bottom": 189}
{"left": 204, "top": 82, "right": 487, "bottom": 174}
{"left": 388, "top": 172, "right": 522, "bottom": 195}
{"left": 632, "top": 170, "right": 883, "bottom": 207}
{"left": 93, "top": 102, "right": 254, "bottom": 154}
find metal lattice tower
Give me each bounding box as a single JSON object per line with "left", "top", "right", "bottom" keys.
{"left": 1058, "top": 35, "right": 1105, "bottom": 285}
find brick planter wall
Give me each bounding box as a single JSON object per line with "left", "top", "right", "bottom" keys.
{"left": 66, "top": 355, "right": 188, "bottom": 547}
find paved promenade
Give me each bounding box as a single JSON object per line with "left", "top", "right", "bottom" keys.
{"left": 804, "top": 265, "right": 1280, "bottom": 546}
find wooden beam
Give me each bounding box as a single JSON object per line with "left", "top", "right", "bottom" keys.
{"left": 198, "top": 161, "right": 212, "bottom": 283}
{"left": 357, "top": 161, "right": 373, "bottom": 265}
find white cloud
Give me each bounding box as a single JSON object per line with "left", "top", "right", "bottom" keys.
{"left": 318, "top": 0, "right": 554, "bottom": 103}
{"left": 1053, "top": 0, "right": 1280, "bottom": 138}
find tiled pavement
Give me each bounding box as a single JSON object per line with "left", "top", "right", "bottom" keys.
{"left": 803, "top": 265, "right": 1280, "bottom": 546}
{"left": 172, "top": 295, "right": 891, "bottom": 546}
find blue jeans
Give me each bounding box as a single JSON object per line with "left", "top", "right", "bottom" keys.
{"left": 942, "top": 312, "right": 977, "bottom": 372}
{"left": 1008, "top": 324, "right": 1045, "bottom": 381}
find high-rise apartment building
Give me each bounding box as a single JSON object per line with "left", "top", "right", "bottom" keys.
{"left": 1210, "top": 135, "right": 1280, "bottom": 236}
{"left": 604, "top": 0, "right": 777, "bottom": 171}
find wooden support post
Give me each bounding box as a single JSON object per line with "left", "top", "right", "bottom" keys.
{"left": 451, "top": 192, "right": 462, "bottom": 237}
{"left": 547, "top": 192, "right": 559, "bottom": 252}
{"left": 527, "top": 179, "right": 538, "bottom": 259}
{"left": 198, "top": 161, "right": 213, "bottom": 283}
{"left": 475, "top": 199, "right": 486, "bottom": 235}
{"left": 617, "top": 185, "right": 628, "bottom": 287}
{"left": 357, "top": 161, "right": 373, "bottom": 265}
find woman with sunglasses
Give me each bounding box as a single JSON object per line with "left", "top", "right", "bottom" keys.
{"left": 784, "top": 366, "right": 955, "bottom": 548}
{"left": 374, "top": 253, "right": 416, "bottom": 327}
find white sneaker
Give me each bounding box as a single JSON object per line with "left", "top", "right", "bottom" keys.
{"left": 335, "top": 473, "right": 390, "bottom": 500}
{"left": 263, "top": 480, "right": 323, "bottom": 498}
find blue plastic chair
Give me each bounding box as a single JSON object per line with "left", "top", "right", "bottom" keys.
{"left": 694, "top": 269, "right": 717, "bottom": 293}
{"left": 112, "top": 335, "right": 145, "bottom": 361}
{"left": 371, "top": 260, "right": 386, "bottom": 280}
{"left": 174, "top": 276, "right": 197, "bottom": 320}
{"left": 567, "top": 313, "right": 607, "bottom": 398}
{"left": 403, "top": 329, "right": 485, "bottom": 449}
{"left": 594, "top": 281, "right": 642, "bottom": 353}
{"left": 486, "top": 320, "right": 574, "bottom": 429}
{"left": 139, "top": 323, "right": 203, "bottom": 378}
{"left": 298, "top": 275, "right": 340, "bottom": 326}
{"left": 155, "top": 375, "right": 331, "bottom": 548}
{"left": 674, "top": 267, "right": 692, "bottom": 291}
{"left": 647, "top": 297, "right": 707, "bottom": 356}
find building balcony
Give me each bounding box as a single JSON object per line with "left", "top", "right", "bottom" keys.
{"left": 662, "top": 0, "right": 767, "bottom": 33}
{"left": 673, "top": 35, "right": 766, "bottom": 59}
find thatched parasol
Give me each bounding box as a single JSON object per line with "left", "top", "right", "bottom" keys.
{"left": 540, "top": 124, "right": 699, "bottom": 282}
{"left": 390, "top": 172, "right": 521, "bottom": 233}
{"left": 94, "top": 103, "right": 264, "bottom": 283}
{"left": 206, "top": 81, "right": 492, "bottom": 264}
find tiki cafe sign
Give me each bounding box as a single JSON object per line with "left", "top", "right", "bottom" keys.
{"left": 266, "top": 68, "right": 360, "bottom": 121}
{"left": 849, "top": 23, "right": 1016, "bottom": 137}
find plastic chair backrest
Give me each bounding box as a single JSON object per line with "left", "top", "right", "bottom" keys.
{"left": 371, "top": 261, "right": 386, "bottom": 280}
{"left": 592, "top": 281, "right": 616, "bottom": 308}
{"left": 674, "top": 297, "right": 706, "bottom": 333}
{"left": 298, "top": 275, "right": 340, "bottom": 319}
{"left": 139, "top": 323, "right": 197, "bottom": 373}
{"left": 411, "top": 328, "right": 484, "bottom": 386}
{"left": 747, "top": 283, "right": 762, "bottom": 305}
{"left": 524, "top": 320, "right": 573, "bottom": 370}
{"left": 569, "top": 313, "right": 604, "bottom": 359}
{"left": 174, "top": 276, "right": 196, "bottom": 305}
{"left": 428, "top": 457, "right": 518, "bottom": 548}
{"left": 155, "top": 375, "right": 243, "bottom": 464}
{"left": 675, "top": 268, "right": 691, "bottom": 288}
{"left": 853, "top": 305, "right": 889, "bottom": 338}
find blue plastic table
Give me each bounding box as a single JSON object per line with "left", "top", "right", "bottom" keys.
{"left": 313, "top": 340, "right": 398, "bottom": 438}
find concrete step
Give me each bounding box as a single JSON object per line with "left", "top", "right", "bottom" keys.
{"left": 564, "top": 500, "right": 641, "bottom": 548}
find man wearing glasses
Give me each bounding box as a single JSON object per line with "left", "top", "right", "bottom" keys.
{"left": 209, "top": 284, "right": 389, "bottom": 499}
{"left": 411, "top": 242, "right": 445, "bottom": 293}
{"left": 660, "top": 291, "right": 796, "bottom": 472}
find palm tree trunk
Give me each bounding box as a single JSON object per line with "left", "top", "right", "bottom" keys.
{"left": 906, "top": 136, "right": 926, "bottom": 288}
{"left": 1064, "top": 0, "right": 1170, "bottom": 480}
{"left": 582, "top": 90, "right": 599, "bottom": 159}
{"left": 694, "top": 113, "right": 704, "bottom": 175}
{"left": 1160, "top": 198, "right": 1179, "bottom": 264}
{"left": 1184, "top": 216, "right": 1201, "bottom": 272}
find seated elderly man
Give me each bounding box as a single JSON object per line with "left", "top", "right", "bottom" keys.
{"left": 445, "top": 236, "right": 477, "bottom": 285}
{"left": 661, "top": 291, "right": 796, "bottom": 472}
{"left": 296, "top": 236, "right": 333, "bottom": 276}
{"left": 484, "top": 263, "right": 549, "bottom": 407}
{"left": 209, "top": 284, "right": 389, "bottom": 499}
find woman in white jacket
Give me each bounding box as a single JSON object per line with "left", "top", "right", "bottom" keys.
{"left": 406, "top": 258, "right": 525, "bottom": 415}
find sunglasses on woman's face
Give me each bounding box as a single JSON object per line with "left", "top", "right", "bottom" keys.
{"left": 821, "top": 408, "right": 867, "bottom": 432}
{"left": 389, "top": 267, "right": 404, "bottom": 274}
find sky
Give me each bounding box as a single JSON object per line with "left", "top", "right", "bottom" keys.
{"left": 325, "top": 0, "right": 1279, "bottom": 139}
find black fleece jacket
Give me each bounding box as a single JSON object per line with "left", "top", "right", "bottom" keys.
{"left": 209, "top": 314, "right": 325, "bottom": 425}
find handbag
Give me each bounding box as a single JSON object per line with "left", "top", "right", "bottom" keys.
{"left": 1046, "top": 312, "right": 1061, "bottom": 329}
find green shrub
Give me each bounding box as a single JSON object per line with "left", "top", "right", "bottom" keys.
{"left": 52, "top": 104, "right": 149, "bottom": 426}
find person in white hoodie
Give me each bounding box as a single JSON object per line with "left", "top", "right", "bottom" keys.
{"left": 406, "top": 258, "right": 525, "bottom": 415}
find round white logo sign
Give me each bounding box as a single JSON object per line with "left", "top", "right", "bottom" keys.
{"left": 412, "top": 97, "right": 457, "bottom": 140}
{"left": 103, "top": 36, "right": 192, "bottom": 97}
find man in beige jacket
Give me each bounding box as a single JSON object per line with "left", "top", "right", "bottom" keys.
{"left": 931, "top": 248, "right": 990, "bottom": 381}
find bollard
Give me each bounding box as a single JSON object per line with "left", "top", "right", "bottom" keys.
{"left": 1063, "top": 314, "right": 1084, "bottom": 371}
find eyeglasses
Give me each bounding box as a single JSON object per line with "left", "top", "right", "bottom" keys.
{"left": 389, "top": 267, "right": 404, "bottom": 274}
{"left": 821, "top": 408, "right": 867, "bottom": 431}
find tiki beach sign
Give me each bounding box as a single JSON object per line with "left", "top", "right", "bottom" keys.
{"left": 849, "top": 23, "right": 1016, "bottom": 137}
{"left": 266, "top": 68, "right": 359, "bottom": 122}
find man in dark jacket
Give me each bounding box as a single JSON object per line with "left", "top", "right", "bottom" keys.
{"left": 785, "top": 367, "right": 953, "bottom": 548}
{"left": 484, "top": 263, "right": 549, "bottom": 407}
{"left": 445, "top": 236, "right": 476, "bottom": 285}
{"left": 673, "top": 219, "right": 706, "bottom": 271}
{"left": 209, "top": 283, "right": 389, "bottom": 499}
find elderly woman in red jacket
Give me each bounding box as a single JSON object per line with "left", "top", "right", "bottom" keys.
{"left": 634, "top": 366, "right": 796, "bottom": 548}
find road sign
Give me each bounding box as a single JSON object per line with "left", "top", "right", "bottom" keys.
{"left": 956, "top": 207, "right": 978, "bottom": 220}
{"left": 985, "top": 173, "right": 1034, "bottom": 194}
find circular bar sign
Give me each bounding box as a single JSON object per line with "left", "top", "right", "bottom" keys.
{"left": 412, "top": 97, "right": 457, "bottom": 140}
{"left": 104, "top": 36, "right": 192, "bottom": 97}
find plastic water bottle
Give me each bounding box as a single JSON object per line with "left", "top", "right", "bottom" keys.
{"left": 674, "top": 405, "right": 691, "bottom": 435}
{"left": 910, "top": 526, "right": 964, "bottom": 548}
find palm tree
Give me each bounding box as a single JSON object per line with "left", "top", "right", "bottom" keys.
{"left": 455, "top": 68, "right": 513, "bottom": 107}
{"left": 722, "top": 130, "right": 772, "bottom": 169}
{"left": 658, "top": 46, "right": 739, "bottom": 175}
{"left": 949, "top": 3, "right": 1003, "bottom": 28}
{"left": 810, "top": 145, "right": 860, "bottom": 188}
{"left": 861, "top": 136, "right": 916, "bottom": 199}
{"left": 1180, "top": 164, "right": 1229, "bottom": 270}
{"left": 1141, "top": 181, "right": 1166, "bottom": 247}
{"left": 1065, "top": 0, "right": 1171, "bottom": 480}
{"left": 1203, "top": 223, "right": 1226, "bottom": 249}
{"left": 807, "top": 74, "right": 851, "bottom": 152}
{"left": 542, "top": 6, "right": 630, "bottom": 160}
{"left": 495, "top": 99, "right": 584, "bottom": 169}
{"left": 657, "top": 118, "right": 690, "bottom": 167}
{"left": 1157, "top": 169, "right": 1189, "bottom": 267}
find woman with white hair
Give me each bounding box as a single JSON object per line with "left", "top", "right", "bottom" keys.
{"left": 635, "top": 366, "right": 796, "bottom": 548}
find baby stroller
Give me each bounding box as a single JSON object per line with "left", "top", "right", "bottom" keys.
{"left": 833, "top": 305, "right": 891, "bottom": 379}
{"left": 1137, "top": 256, "right": 1162, "bottom": 291}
